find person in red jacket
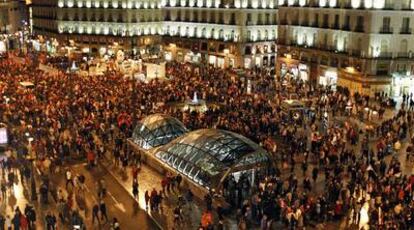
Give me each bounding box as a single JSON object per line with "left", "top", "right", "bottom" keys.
{"left": 87, "top": 150, "right": 95, "bottom": 168}
{"left": 161, "top": 177, "right": 168, "bottom": 195}
{"left": 20, "top": 214, "right": 29, "bottom": 230}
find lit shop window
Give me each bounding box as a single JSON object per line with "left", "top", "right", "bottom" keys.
{"left": 329, "top": 0, "right": 336, "bottom": 7}
{"left": 252, "top": 0, "right": 259, "bottom": 8}
{"left": 319, "top": 0, "right": 326, "bottom": 7}
{"left": 86, "top": 26, "right": 92, "bottom": 34}
{"left": 351, "top": 0, "right": 360, "bottom": 8}
{"left": 373, "top": 0, "right": 385, "bottom": 9}
{"left": 67, "top": 0, "right": 74, "bottom": 7}
{"left": 299, "top": 0, "right": 306, "bottom": 6}
{"left": 242, "top": 0, "right": 248, "bottom": 8}
{"left": 364, "top": 0, "right": 372, "bottom": 8}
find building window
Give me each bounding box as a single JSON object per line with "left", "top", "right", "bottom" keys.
{"left": 265, "top": 13, "right": 270, "bottom": 24}
{"left": 333, "top": 14, "right": 339, "bottom": 29}
{"left": 401, "top": 17, "right": 411, "bottom": 34}
{"left": 355, "top": 16, "right": 364, "bottom": 32}
{"left": 322, "top": 14, "right": 329, "bottom": 28}
{"left": 185, "top": 11, "right": 190, "bottom": 21}
{"left": 246, "top": 13, "right": 252, "bottom": 25}
{"left": 230, "top": 13, "right": 236, "bottom": 25}
{"left": 165, "top": 11, "right": 171, "bottom": 21}
{"left": 343, "top": 15, "right": 350, "bottom": 30}
{"left": 381, "top": 17, "right": 391, "bottom": 33}
{"left": 177, "top": 11, "right": 182, "bottom": 21}
{"left": 218, "top": 12, "right": 224, "bottom": 24}
{"left": 202, "top": 11, "right": 207, "bottom": 23}
{"left": 313, "top": 13, "right": 319, "bottom": 27}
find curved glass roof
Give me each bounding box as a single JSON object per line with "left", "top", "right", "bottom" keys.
{"left": 153, "top": 129, "right": 270, "bottom": 188}
{"left": 132, "top": 114, "right": 188, "bottom": 149}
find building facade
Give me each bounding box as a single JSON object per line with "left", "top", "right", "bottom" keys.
{"left": 31, "top": 0, "right": 278, "bottom": 68}
{"left": 31, "top": 0, "right": 163, "bottom": 55}
{"left": 161, "top": 0, "right": 278, "bottom": 68}
{"left": 0, "top": 0, "right": 25, "bottom": 33}
{"left": 277, "top": 0, "right": 414, "bottom": 96}
{"left": 31, "top": 0, "right": 414, "bottom": 95}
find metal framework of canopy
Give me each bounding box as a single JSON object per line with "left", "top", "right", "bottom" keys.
{"left": 153, "top": 129, "right": 270, "bottom": 190}
{"left": 131, "top": 114, "right": 188, "bottom": 150}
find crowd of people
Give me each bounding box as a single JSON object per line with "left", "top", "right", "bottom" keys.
{"left": 0, "top": 49, "right": 413, "bottom": 230}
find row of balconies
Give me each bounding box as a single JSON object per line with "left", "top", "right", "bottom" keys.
{"left": 58, "top": 0, "right": 160, "bottom": 9}
{"left": 379, "top": 27, "right": 413, "bottom": 34}
{"left": 56, "top": 15, "right": 161, "bottom": 22}
{"left": 279, "top": 40, "right": 414, "bottom": 60}
{"left": 281, "top": 20, "right": 413, "bottom": 34}
{"left": 278, "top": 0, "right": 413, "bottom": 11}
{"left": 280, "top": 19, "right": 365, "bottom": 32}
{"left": 164, "top": 17, "right": 237, "bottom": 25}
{"left": 55, "top": 14, "right": 278, "bottom": 26}
{"left": 163, "top": 0, "right": 278, "bottom": 9}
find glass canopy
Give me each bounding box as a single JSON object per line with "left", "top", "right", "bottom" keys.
{"left": 153, "top": 129, "right": 270, "bottom": 189}
{"left": 131, "top": 114, "right": 188, "bottom": 149}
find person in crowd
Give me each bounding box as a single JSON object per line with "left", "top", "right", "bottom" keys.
{"left": 45, "top": 212, "right": 57, "bottom": 230}
{"left": 132, "top": 179, "right": 139, "bottom": 200}
{"left": 99, "top": 200, "right": 108, "bottom": 223}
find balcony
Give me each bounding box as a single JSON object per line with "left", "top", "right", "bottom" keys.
{"left": 402, "top": 4, "right": 413, "bottom": 10}
{"left": 376, "top": 70, "right": 389, "bottom": 75}
{"left": 311, "top": 22, "right": 319, "bottom": 27}
{"left": 383, "top": 4, "right": 394, "bottom": 10}
{"left": 321, "top": 23, "right": 329, "bottom": 29}
{"left": 331, "top": 23, "right": 340, "bottom": 30}
{"left": 291, "top": 20, "right": 299, "bottom": 26}
{"left": 378, "top": 52, "right": 393, "bottom": 58}
{"left": 400, "top": 28, "right": 412, "bottom": 34}
{"left": 379, "top": 27, "right": 393, "bottom": 34}
{"left": 343, "top": 3, "right": 352, "bottom": 9}
{"left": 348, "top": 49, "right": 362, "bottom": 57}
{"left": 342, "top": 24, "right": 351, "bottom": 31}
{"left": 397, "top": 52, "right": 411, "bottom": 58}
{"left": 355, "top": 25, "right": 364, "bottom": 32}
{"left": 301, "top": 20, "right": 309, "bottom": 27}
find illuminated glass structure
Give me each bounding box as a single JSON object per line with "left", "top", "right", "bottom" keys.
{"left": 132, "top": 114, "right": 188, "bottom": 149}
{"left": 153, "top": 129, "right": 270, "bottom": 190}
